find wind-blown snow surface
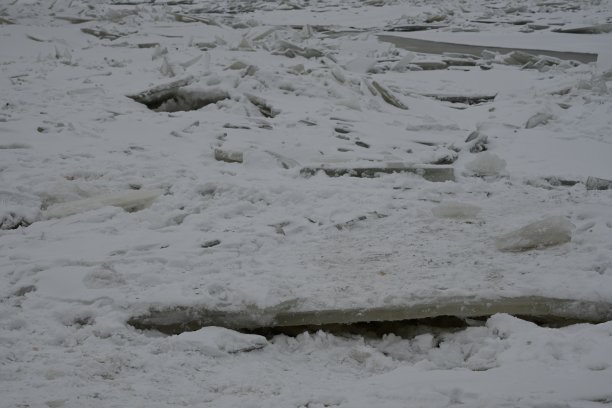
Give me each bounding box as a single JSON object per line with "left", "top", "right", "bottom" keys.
{"left": 1, "top": 0, "right": 612, "bottom": 406}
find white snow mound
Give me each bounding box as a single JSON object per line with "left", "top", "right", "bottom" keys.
{"left": 163, "top": 327, "right": 268, "bottom": 356}
{"left": 465, "top": 152, "right": 507, "bottom": 177}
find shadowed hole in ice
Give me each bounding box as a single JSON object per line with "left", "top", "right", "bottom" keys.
{"left": 132, "top": 315, "right": 472, "bottom": 339}
{"left": 244, "top": 316, "right": 471, "bottom": 339}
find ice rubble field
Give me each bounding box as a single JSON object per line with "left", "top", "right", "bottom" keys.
{"left": 1, "top": 0, "right": 612, "bottom": 406}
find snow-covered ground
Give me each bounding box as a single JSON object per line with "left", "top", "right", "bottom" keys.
{"left": 1, "top": 0, "right": 612, "bottom": 406}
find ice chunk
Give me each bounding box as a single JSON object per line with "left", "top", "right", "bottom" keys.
{"left": 427, "top": 94, "right": 495, "bottom": 105}
{"left": 330, "top": 66, "right": 346, "bottom": 83}
{"left": 273, "top": 41, "right": 322, "bottom": 58}
{"left": 42, "top": 189, "right": 164, "bottom": 220}
{"left": 391, "top": 53, "right": 416, "bottom": 72}
{"left": 411, "top": 61, "right": 448, "bottom": 70}
{"left": 130, "top": 296, "right": 612, "bottom": 334}
{"left": 81, "top": 27, "right": 123, "bottom": 41}
{"left": 344, "top": 57, "right": 377, "bottom": 74}
{"left": 464, "top": 131, "right": 488, "bottom": 153}
{"left": 432, "top": 202, "right": 481, "bottom": 219}
{"left": 465, "top": 152, "right": 506, "bottom": 177}
{"left": 245, "top": 93, "right": 279, "bottom": 118}
{"left": 166, "top": 327, "right": 267, "bottom": 355}
{"left": 126, "top": 76, "right": 196, "bottom": 109}
{"left": 159, "top": 56, "right": 177, "bottom": 77}
{"left": 288, "top": 64, "right": 305, "bottom": 74}
{"left": 525, "top": 112, "right": 554, "bottom": 129}
{"left": 495, "top": 216, "right": 575, "bottom": 252}
{"left": 502, "top": 50, "right": 536, "bottom": 66}
{"left": 0, "top": 191, "right": 41, "bottom": 229}
{"left": 265, "top": 151, "right": 300, "bottom": 169}
{"left": 300, "top": 164, "right": 455, "bottom": 182}
{"left": 370, "top": 81, "right": 409, "bottom": 110}
{"left": 151, "top": 45, "right": 167, "bottom": 60}
{"left": 214, "top": 149, "right": 244, "bottom": 164}
{"left": 225, "top": 61, "right": 248, "bottom": 70}
{"left": 553, "top": 24, "right": 612, "bottom": 34}
{"left": 586, "top": 176, "right": 612, "bottom": 191}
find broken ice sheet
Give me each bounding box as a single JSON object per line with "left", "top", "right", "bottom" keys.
{"left": 126, "top": 76, "right": 195, "bottom": 108}
{"left": 245, "top": 93, "right": 279, "bottom": 118}
{"left": 42, "top": 189, "right": 164, "bottom": 220}
{"left": 300, "top": 164, "right": 455, "bottom": 182}
{"left": 81, "top": 27, "right": 125, "bottom": 41}
{"left": 369, "top": 80, "right": 409, "bottom": 110}
{"left": 553, "top": 24, "right": 612, "bottom": 34}
{"left": 127, "top": 79, "right": 230, "bottom": 112}
{"left": 586, "top": 176, "right": 612, "bottom": 191}
{"left": 525, "top": 112, "right": 554, "bottom": 129}
{"left": 495, "top": 216, "right": 575, "bottom": 252}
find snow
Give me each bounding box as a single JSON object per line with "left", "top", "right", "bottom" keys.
{"left": 162, "top": 326, "right": 268, "bottom": 355}
{"left": 1, "top": 0, "right": 612, "bottom": 406}
{"left": 464, "top": 151, "right": 507, "bottom": 177}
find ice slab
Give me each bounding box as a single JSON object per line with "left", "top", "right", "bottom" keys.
{"left": 586, "top": 176, "right": 612, "bottom": 191}
{"left": 495, "top": 216, "right": 575, "bottom": 252}
{"left": 553, "top": 24, "right": 612, "bottom": 34}
{"left": 378, "top": 35, "right": 598, "bottom": 63}
{"left": 301, "top": 164, "right": 455, "bottom": 182}
{"left": 422, "top": 94, "right": 495, "bottom": 105}
{"left": 129, "top": 296, "right": 612, "bottom": 334}
{"left": 42, "top": 189, "right": 164, "bottom": 220}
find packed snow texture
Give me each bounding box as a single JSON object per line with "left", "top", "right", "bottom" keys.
{"left": 1, "top": 0, "right": 612, "bottom": 406}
